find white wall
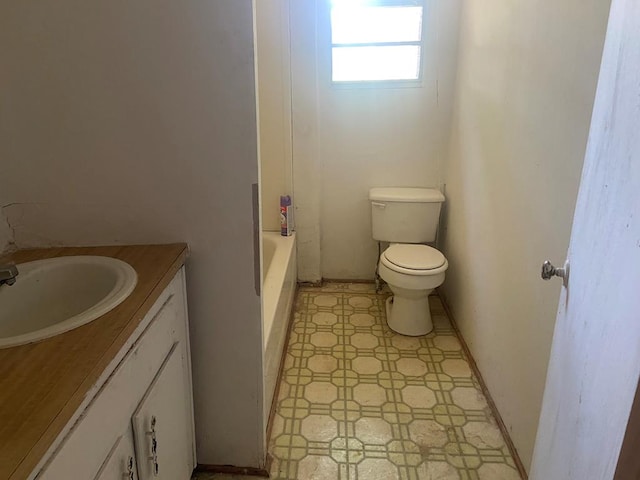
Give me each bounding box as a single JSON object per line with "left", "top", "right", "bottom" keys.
{"left": 441, "top": 0, "right": 611, "bottom": 470}
{"left": 255, "top": 0, "right": 293, "bottom": 232}
{"left": 292, "top": 0, "right": 462, "bottom": 281}
{"left": 0, "top": 0, "right": 265, "bottom": 468}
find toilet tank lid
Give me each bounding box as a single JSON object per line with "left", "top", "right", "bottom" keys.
{"left": 369, "top": 187, "right": 444, "bottom": 203}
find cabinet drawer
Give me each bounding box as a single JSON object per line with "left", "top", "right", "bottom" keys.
{"left": 37, "top": 271, "right": 187, "bottom": 480}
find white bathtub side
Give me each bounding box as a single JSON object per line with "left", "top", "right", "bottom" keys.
{"left": 262, "top": 235, "right": 276, "bottom": 282}
{"left": 262, "top": 231, "right": 297, "bottom": 429}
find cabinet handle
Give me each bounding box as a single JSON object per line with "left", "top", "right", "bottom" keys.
{"left": 146, "top": 416, "right": 159, "bottom": 476}
{"left": 124, "top": 456, "right": 135, "bottom": 480}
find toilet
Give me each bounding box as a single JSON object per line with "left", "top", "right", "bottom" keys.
{"left": 370, "top": 187, "right": 448, "bottom": 336}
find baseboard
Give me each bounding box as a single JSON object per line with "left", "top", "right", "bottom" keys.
{"left": 195, "top": 464, "right": 269, "bottom": 477}
{"left": 298, "top": 279, "right": 376, "bottom": 288}
{"left": 320, "top": 277, "right": 375, "bottom": 284}
{"left": 437, "top": 289, "right": 529, "bottom": 480}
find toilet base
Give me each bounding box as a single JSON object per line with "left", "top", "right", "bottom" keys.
{"left": 385, "top": 294, "right": 433, "bottom": 336}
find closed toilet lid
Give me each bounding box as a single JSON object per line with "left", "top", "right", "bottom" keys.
{"left": 382, "top": 244, "right": 446, "bottom": 271}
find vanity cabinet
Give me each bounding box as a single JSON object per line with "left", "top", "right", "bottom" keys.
{"left": 34, "top": 268, "right": 195, "bottom": 480}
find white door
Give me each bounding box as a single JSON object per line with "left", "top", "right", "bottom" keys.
{"left": 530, "top": 0, "right": 640, "bottom": 479}
{"left": 94, "top": 431, "right": 139, "bottom": 480}
{"left": 132, "top": 343, "right": 193, "bottom": 480}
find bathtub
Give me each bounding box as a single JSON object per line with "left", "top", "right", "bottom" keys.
{"left": 262, "top": 231, "right": 296, "bottom": 427}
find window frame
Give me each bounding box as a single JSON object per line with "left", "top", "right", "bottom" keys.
{"left": 329, "top": 0, "right": 426, "bottom": 88}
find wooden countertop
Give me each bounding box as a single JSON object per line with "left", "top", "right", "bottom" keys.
{"left": 0, "top": 244, "right": 188, "bottom": 480}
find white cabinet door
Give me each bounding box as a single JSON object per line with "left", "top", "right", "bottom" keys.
{"left": 94, "top": 429, "right": 138, "bottom": 480}
{"left": 132, "top": 342, "right": 192, "bottom": 480}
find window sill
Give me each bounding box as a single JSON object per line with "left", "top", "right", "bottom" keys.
{"left": 330, "top": 79, "right": 424, "bottom": 90}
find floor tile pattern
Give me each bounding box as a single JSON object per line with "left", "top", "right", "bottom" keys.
{"left": 269, "top": 283, "right": 521, "bottom": 480}
{"left": 192, "top": 474, "right": 256, "bottom": 480}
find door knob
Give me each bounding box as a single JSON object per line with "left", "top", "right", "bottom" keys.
{"left": 541, "top": 260, "right": 568, "bottom": 281}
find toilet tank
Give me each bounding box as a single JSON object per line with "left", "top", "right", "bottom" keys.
{"left": 369, "top": 187, "right": 445, "bottom": 243}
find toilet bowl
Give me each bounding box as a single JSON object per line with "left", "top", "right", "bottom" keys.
{"left": 378, "top": 243, "right": 448, "bottom": 336}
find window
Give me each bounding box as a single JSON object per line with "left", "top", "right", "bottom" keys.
{"left": 330, "top": 0, "right": 424, "bottom": 84}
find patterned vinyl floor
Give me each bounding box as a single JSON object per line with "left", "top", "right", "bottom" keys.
{"left": 267, "top": 283, "right": 522, "bottom": 480}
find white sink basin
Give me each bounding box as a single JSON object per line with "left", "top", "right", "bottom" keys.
{"left": 0, "top": 256, "right": 137, "bottom": 349}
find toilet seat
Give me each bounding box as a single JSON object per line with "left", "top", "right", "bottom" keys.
{"left": 381, "top": 244, "right": 447, "bottom": 276}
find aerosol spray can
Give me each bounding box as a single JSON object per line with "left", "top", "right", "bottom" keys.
{"left": 280, "top": 195, "right": 292, "bottom": 236}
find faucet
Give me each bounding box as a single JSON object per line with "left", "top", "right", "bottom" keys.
{"left": 0, "top": 264, "right": 18, "bottom": 286}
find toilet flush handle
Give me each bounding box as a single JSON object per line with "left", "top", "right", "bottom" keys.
{"left": 372, "top": 202, "right": 387, "bottom": 209}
